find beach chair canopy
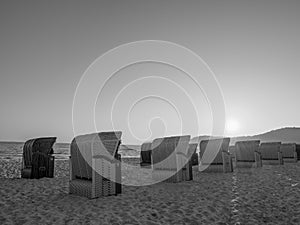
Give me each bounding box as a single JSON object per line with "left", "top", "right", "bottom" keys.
{"left": 152, "top": 135, "right": 190, "bottom": 170}
{"left": 70, "top": 131, "right": 122, "bottom": 180}
{"left": 23, "top": 137, "right": 56, "bottom": 168}
{"left": 199, "top": 138, "right": 230, "bottom": 164}
{"left": 235, "top": 140, "right": 260, "bottom": 162}
{"left": 259, "top": 142, "right": 281, "bottom": 160}
{"left": 280, "top": 143, "right": 296, "bottom": 158}
{"left": 140, "top": 142, "right": 152, "bottom": 164}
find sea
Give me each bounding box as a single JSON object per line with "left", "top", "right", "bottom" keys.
{"left": 0, "top": 142, "right": 141, "bottom": 160}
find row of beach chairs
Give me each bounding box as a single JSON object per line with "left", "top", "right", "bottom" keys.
{"left": 141, "top": 138, "right": 300, "bottom": 173}
{"left": 20, "top": 132, "right": 300, "bottom": 199}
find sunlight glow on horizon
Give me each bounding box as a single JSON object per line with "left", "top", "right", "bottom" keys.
{"left": 225, "top": 118, "right": 240, "bottom": 135}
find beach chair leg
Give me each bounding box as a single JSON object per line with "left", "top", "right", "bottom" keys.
{"left": 189, "top": 160, "right": 193, "bottom": 180}
{"left": 47, "top": 156, "right": 54, "bottom": 178}
{"left": 255, "top": 152, "right": 262, "bottom": 167}
{"left": 116, "top": 154, "right": 122, "bottom": 194}
{"left": 294, "top": 152, "right": 298, "bottom": 163}
{"left": 278, "top": 152, "right": 283, "bottom": 165}
{"left": 222, "top": 152, "right": 232, "bottom": 173}
{"left": 229, "top": 157, "right": 233, "bottom": 172}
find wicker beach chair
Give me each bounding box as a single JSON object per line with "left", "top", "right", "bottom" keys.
{"left": 140, "top": 142, "right": 152, "bottom": 166}
{"left": 199, "top": 138, "right": 233, "bottom": 173}
{"left": 259, "top": 142, "right": 283, "bottom": 165}
{"left": 234, "top": 140, "right": 262, "bottom": 168}
{"left": 21, "top": 137, "right": 56, "bottom": 179}
{"left": 280, "top": 143, "right": 298, "bottom": 163}
{"left": 69, "top": 131, "right": 122, "bottom": 199}
{"left": 151, "top": 135, "right": 191, "bottom": 183}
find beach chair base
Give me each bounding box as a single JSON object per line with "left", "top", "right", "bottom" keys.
{"left": 236, "top": 161, "right": 257, "bottom": 168}
{"left": 262, "top": 159, "right": 284, "bottom": 165}
{"left": 282, "top": 152, "right": 297, "bottom": 163}
{"left": 283, "top": 158, "right": 297, "bottom": 163}
{"left": 199, "top": 164, "right": 223, "bottom": 172}
{"left": 235, "top": 159, "right": 262, "bottom": 168}
{"left": 21, "top": 168, "right": 32, "bottom": 178}
{"left": 140, "top": 162, "right": 152, "bottom": 167}
{"left": 70, "top": 179, "right": 118, "bottom": 199}
{"left": 70, "top": 179, "right": 94, "bottom": 199}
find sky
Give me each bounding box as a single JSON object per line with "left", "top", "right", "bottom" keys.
{"left": 0, "top": 0, "right": 299, "bottom": 144}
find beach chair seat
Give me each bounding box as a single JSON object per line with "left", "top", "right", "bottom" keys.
{"left": 280, "top": 143, "right": 297, "bottom": 163}
{"left": 140, "top": 142, "right": 152, "bottom": 166}
{"left": 199, "top": 138, "right": 233, "bottom": 173}
{"left": 21, "top": 137, "right": 56, "bottom": 179}
{"left": 151, "top": 135, "right": 191, "bottom": 183}
{"left": 259, "top": 142, "right": 283, "bottom": 165}
{"left": 235, "top": 140, "right": 262, "bottom": 168}
{"left": 69, "top": 131, "right": 122, "bottom": 199}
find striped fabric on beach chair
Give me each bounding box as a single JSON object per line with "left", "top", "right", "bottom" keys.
{"left": 259, "top": 142, "right": 283, "bottom": 165}
{"left": 151, "top": 135, "right": 191, "bottom": 183}
{"left": 21, "top": 137, "right": 56, "bottom": 179}
{"left": 235, "top": 140, "right": 262, "bottom": 168}
{"left": 140, "top": 142, "right": 152, "bottom": 166}
{"left": 69, "top": 131, "right": 122, "bottom": 199}
{"left": 280, "top": 143, "right": 298, "bottom": 163}
{"left": 199, "top": 138, "right": 233, "bottom": 173}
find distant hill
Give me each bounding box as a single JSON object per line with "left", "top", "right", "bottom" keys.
{"left": 191, "top": 127, "right": 300, "bottom": 146}
{"left": 230, "top": 127, "right": 300, "bottom": 145}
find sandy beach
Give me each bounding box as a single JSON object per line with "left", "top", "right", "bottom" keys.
{"left": 0, "top": 157, "right": 300, "bottom": 225}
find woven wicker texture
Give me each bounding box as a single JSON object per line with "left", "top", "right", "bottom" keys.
{"left": 280, "top": 143, "right": 297, "bottom": 158}
{"left": 235, "top": 140, "right": 260, "bottom": 162}
{"left": 259, "top": 142, "right": 281, "bottom": 160}
{"left": 199, "top": 138, "right": 230, "bottom": 165}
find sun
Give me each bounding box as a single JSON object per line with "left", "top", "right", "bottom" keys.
{"left": 225, "top": 118, "right": 240, "bottom": 134}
